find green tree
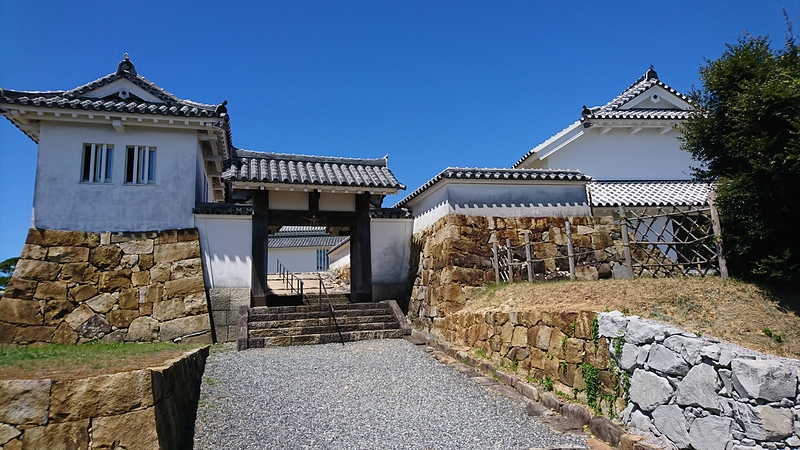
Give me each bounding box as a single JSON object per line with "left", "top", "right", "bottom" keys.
{"left": 0, "top": 257, "right": 19, "bottom": 290}
{"left": 680, "top": 24, "right": 800, "bottom": 283}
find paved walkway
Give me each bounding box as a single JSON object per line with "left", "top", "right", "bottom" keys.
{"left": 192, "top": 339, "right": 588, "bottom": 449}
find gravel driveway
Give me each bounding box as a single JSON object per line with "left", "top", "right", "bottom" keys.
{"left": 192, "top": 339, "right": 588, "bottom": 449}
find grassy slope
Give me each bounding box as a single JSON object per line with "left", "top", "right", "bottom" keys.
{"left": 0, "top": 342, "right": 203, "bottom": 380}
{"left": 464, "top": 278, "right": 800, "bottom": 360}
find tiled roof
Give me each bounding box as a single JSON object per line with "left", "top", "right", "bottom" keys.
{"left": 581, "top": 67, "right": 693, "bottom": 123}
{"left": 370, "top": 208, "right": 413, "bottom": 219}
{"left": 268, "top": 234, "right": 348, "bottom": 249}
{"left": 193, "top": 203, "right": 253, "bottom": 215}
{"left": 589, "top": 180, "right": 712, "bottom": 207}
{"left": 1, "top": 57, "right": 223, "bottom": 119}
{"left": 394, "top": 167, "right": 591, "bottom": 207}
{"left": 275, "top": 226, "right": 326, "bottom": 234}
{"left": 513, "top": 68, "right": 693, "bottom": 168}
{"left": 223, "top": 150, "right": 405, "bottom": 191}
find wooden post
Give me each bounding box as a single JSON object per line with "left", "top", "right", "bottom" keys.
{"left": 350, "top": 193, "right": 373, "bottom": 302}
{"left": 251, "top": 190, "right": 269, "bottom": 306}
{"left": 524, "top": 231, "right": 533, "bottom": 283}
{"left": 506, "top": 238, "right": 514, "bottom": 282}
{"left": 565, "top": 220, "right": 576, "bottom": 281}
{"left": 707, "top": 192, "right": 729, "bottom": 281}
{"left": 619, "top": 206, "right": 634, "bottom": 280}
{"left": 492, "top": 241, "right": 501, "bottom": 284}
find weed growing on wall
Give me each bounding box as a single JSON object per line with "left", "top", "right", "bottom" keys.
{"left": 580, "top": 362, "right": 600, "bottom": 412}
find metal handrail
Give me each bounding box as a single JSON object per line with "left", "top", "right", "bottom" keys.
{"left": 275, "top": 260, "right": 303, "bottom": 297}
{"left": 318, "top": 273, "right": 344, "bottom": 346}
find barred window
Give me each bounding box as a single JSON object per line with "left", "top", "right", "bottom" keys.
{"left": 125, "top": 146, "right": 156, "bottom": 184}
{"left": 81, "top": 143, "right": 114, "bottom": 183}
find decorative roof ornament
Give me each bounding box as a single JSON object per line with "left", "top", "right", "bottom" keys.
{"left": 582, "top": 105, "right": 593, "bottom": 128}
{"left": 645, "top": 64, "right": 658, "bottom": 80}
{"left": 116, "top": 53, "right": 136, "bottom": 77}
{"left": 215, "top": 100, "right": 228, "bottom": 115}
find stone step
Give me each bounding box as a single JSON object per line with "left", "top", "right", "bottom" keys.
{"left": 247, "top": 328, "right": 407, "bottom": 348}
{"left": 249, "top": 308, "right": 392, "bottom": 323}
{"left": 250, "top": 302, "right": 390, "bottom": 315}
{"left": 249, "top": 314, "right": 398, "bottom": 329}
{"left": 249, "top": 321, "right": 401, "bottom": 338}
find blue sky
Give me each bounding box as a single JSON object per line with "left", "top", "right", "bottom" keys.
{"left": 1, "top": 1, "right": 797, "bottom": 261}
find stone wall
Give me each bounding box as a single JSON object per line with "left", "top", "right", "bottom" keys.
{"left": 408, "top": 214, "right": 623, "bottom": 330}
{"left": 208, "top": 288, "right": 250, "bottom": 342}
{"left": 0, "top": 228, "right": 212, "bottom": 344}
{"left": 439, "top": 309, "right": 626, "bottom": 416}
{"left": 0, "top": 346, "right": 208, "bottom": 449}
{"left": 598, "top": 312, "right": 800, "bottom": 450}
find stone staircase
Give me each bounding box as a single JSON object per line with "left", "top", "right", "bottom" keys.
{"left": 237, "top": 300, "right": 411, "bottom": 349}
{"left": 266, "top": 273, "right": 350, "bottom": 307}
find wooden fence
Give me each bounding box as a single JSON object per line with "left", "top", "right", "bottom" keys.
{"left": 491, "top": 193, "right": 728, "bottom": 282}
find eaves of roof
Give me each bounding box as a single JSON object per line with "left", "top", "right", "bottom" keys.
{"left": 268, "top": 235, "right": 349, "bottom": 249}
{"left": 394, "top": 167, "right": 591, "bottom": 208}
{"left": 0, "top": 56, "right": 232, "bottom": 153}
{"left": 222, "top": 150, "right": 405, "bottom": 192}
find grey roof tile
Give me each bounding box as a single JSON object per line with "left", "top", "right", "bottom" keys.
{"left": 222, "top": 150, "right": 405, "bottom": 191}
{"left": 589, "top": 180, "right": 712, "bottom": 207}
{"left": 394, "top": 167, "right": 591, "bottom": 207}
{"left": 268, "top": 225, "right": 349, "bottom": 249}
{"left": 581, "top": 67, "right": 693, "bottom": 123}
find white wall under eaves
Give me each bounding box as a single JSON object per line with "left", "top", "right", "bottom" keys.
{"left": 524, "top": 126, "right": 695, "bottom": 180}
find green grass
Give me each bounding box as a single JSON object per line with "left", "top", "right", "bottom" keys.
{"left": 0, "top": 342, "right": 201, "bottom": 374}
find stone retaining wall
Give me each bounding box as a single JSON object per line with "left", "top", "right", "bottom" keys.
{"left": 0, "top": 228, "right": 212, "bottom": 344}
{"left": 408, "top": 214, "right": 624, "bottom": 331}
{"left": 598, "top": 312, "right": 800, "bottom": 450}
{"left": 439, "top": 309, "right": 626, "bottom": 416}
{"left": 0, "top": 346, "right": 208, "bottom": 449}
{"left": 208, "top": 288, "right": 250, "bottom": 342}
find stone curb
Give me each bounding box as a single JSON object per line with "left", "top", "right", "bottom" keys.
{"left": 407, "top": 329, "right": 660, "bottom": 450}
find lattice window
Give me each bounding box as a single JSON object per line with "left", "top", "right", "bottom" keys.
{"left": 80, "top": 143, "right": 114, "bottom": 183}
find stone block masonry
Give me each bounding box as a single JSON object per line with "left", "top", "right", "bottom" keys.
{"left": 598, "top": 311, "right": 800, "bottom": 450}
{"left": 208, "top": 288, "right": 250, "bottom": 342}
{"left": 0, "top": 347, "right": 208, "bottom": 449}
{"left": 0, "top": 228, "right": 212, "bottom": 344}
{"left": 438, "top": 309, "right": 627, "bottom": 417}
{"left": 408, "top": 214, "right": 624, "bottom": 332}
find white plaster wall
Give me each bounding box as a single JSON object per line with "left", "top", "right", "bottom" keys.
{"left": 195, "top": 215, "right": 252, "bottom": 288}
{"left": 270, "top": 191, "right": 308, "bottom": 210}
{"left": 328, "top": 245, "right": 350, "bottom": 270}
{"left": 34, "top": 121, "right": 198, "bottom": 232}
{"left": 269, "top": 248, "right": 320, "bottom": 273}
{"left": 320, "top": 192, "right": 355, "bottom": 211}
{"left": 407, "top": 182, "right": 588, "bottom": 219}
{"left": 527, "top": 127, "right": 695, "bottom": 180}
{"left": 371, "top": 218, "right": 413, "bottom": 284}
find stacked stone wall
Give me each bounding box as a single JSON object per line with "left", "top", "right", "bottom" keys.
{"left": 439, "top": 309, "right": 800, "bottom": 449}
{"left": 0, "top": 228, "right": 212, "bottom": 345}
{"left": 439, "top": 309, "right": 626, "bottom": 415}
{"left": 208, "top": 288, "right": 250, "bottom": 342}
{"left": 408, "top": 214, "right": 623, "bottom": 330}
{"left": 598, "top": 312, "right": 800, "bottom": 450}
{"left": 0, "top": 346, "right": 208, "bottom": 449}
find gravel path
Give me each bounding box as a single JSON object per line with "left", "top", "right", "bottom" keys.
{"left": 192, "top": 339, "right": 587, "bottom": 449}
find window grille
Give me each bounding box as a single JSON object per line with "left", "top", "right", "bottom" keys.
{"left": 125, "top": 146, "right": 156, "bottom": 184}
{"left": 81, "top": 144, "right": 114, "bottom": 183}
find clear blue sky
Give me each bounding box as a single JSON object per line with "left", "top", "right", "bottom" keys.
{"left": 1, "top": 1, "right": 797, "bottom": 261}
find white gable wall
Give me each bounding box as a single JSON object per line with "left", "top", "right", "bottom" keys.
{"left": 34, "top": 121, "right": 198, "bottom": 232}
{"left": 524, "top": 127, "right": 694, "bottom": 180}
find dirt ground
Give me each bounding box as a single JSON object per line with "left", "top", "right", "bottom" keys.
{"left": 464, "top": 277, "right": 800, "bottom": 360}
